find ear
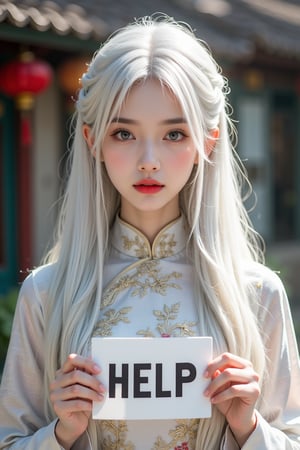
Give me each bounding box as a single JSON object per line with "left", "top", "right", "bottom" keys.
{"left": 82, "top": 124, "right": 101, "bottom": 159}
{"left": 205, "top": 128, "right": 219, "bottom": 157}
{"left": 82, "top": 124, "right": 94, "bottom": 148}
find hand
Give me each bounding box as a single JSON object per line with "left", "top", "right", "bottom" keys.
{"left": 204, "top": 352, "right": 260, "bottom": 447}
{"left": 49, "top": 354, "right": 105, "bottom": 449}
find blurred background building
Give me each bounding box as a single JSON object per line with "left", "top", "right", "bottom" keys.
{"left": 0, "top": 1, "right": 299, "bottom": 325}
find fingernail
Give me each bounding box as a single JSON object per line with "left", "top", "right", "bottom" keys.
{"left": 203, "top": 370, "right": 209, "bottom": 378}
{"left": 93, "top": 364, "right": 101, "bottom": 372}
{"left": 204, "top": 388, "right": 210, "bottom": 397}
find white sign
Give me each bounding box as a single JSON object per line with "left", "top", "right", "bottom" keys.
{"left": 92, "top": 336, "right": 212, "bottom": 420}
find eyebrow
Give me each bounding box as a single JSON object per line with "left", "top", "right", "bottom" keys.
{"left": 111, "top": 117, "right": 187, "bottom": 125}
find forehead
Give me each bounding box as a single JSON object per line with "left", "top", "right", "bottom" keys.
{"left": 116, "top": 78, "right": 183, "bottom": 119}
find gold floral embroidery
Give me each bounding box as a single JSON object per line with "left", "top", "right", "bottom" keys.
{"left": 137, "top": 303, "right": 198, "bottom": 337}
{"left": 101, "top": 420, "right": 134, "bottom": 450}
{"left": 131, "top": 261, "right": 182, "bottom": 297}
{"left": 122, "top": 229, "right": 178, "bottom": 259}
{"left": 154, "top": 232, "right": 177, "bottom": 258}
{"left": 136, "top": 327, "right": 155, "bottom": 337}
{"left": 169, "top": 419, "right": 199, "bottom": 444}
{"left": 102, "top": 260, "right": 182, "bottom": 308}
{"left": 122, "top": 235, "right": 149, "bottom": 258}
{"left": 93, "top": 307, "right": 132, "bottom": 336}
{"left": 151, "top": 436, "right": 170, "bottom": 450}
{"left": 100, "top": 419, "right": 198, "bottom": 450}
{"left": 256, "top": 279, "right": 263, "bottom": 289}
{"left": 152, "top": 419, "right": 199, "bottom": 450}
{"left": 102, "top": 276, "right": 135, "bottom": 308}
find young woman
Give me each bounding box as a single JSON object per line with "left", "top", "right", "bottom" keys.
{"left": 0, "top": 15, "right": 299, "bottom": 450}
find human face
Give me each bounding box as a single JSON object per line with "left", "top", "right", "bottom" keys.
{"left": 101, "top": 78, "right": 198, "bottom": 230}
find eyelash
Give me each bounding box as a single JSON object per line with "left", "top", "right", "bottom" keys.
{"left": 165, "top": 130, "right": 187, "bottom": 141}
{"left": 111, "top": 129, "right": 134, "bottom": 141}
{"left": 110, "top": 128, "right": 188, "bottom": 142}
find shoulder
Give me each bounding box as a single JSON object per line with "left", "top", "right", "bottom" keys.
{"left": 18, "top": 263, "right": 57, "bottom": 312}
{"left": 245, "top": 262, "right": 285, "bottom": 294}
{"left": 244, "top": 262, "right": 289, "bottom": 321}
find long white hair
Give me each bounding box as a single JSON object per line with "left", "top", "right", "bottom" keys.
{"left": 44, "top": 15, "right": 266, "bottom": 449}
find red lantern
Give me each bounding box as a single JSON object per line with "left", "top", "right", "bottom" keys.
{"left": 0, "top": 51, "right": 53, "bottom": 278}
{"left": 0, "top": 51, "right": 53, "bottom": 110}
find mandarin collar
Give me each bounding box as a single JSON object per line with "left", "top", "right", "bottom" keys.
{"left": 111, "top": 215, "right": 188, "bottom": 259}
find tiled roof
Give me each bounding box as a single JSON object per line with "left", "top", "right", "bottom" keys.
{"left": 1, "top": 0, "right": 300, "bottom": 60}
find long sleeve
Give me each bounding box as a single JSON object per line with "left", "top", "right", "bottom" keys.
{"left": 222, "top": 267, "right": 300, "bottom": 449}
{"left": 0, "top": 268, "right": 63, "bottom": 449}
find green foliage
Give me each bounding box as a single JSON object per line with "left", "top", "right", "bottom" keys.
{"left": 0, "top": 289, "right": 18, "bottom": 369}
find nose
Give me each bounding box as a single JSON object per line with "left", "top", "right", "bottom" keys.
{"left": 138, "top": 140, "right": 160, "bottom": 172}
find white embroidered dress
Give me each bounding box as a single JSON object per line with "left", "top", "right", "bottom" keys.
{"left": 0, "top": 216, "right": 300, "bottom": 449}
{"left": 94, "top": 216, "right": 200, "bottom": 449}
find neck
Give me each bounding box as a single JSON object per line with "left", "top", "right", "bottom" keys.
{"left": 119, "top": 206, "right": 180, "bottom": 244}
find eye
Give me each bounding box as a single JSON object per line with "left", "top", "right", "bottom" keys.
{"left": 165, "top": 130, "right": 187, "bottom": 141}
{"left": 112, "top": 129, "right": 134, "bottom": 141}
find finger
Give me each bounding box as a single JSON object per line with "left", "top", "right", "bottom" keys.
{"left": 51, "top": 369, "right": 105, "bottom": 395}
{"left": 50, "top": 383, "right": 105, "bottom": 404}
{"left": 204, "top": 367, "right": 259, "bottom": 399}
{"left": 210, "top": 380, "right": 260, "bottom": 405}
{"left": 60, "top": 354, "right": 101, "bottom": 375}
{"left": 212, "top": 366, "right": 258, "bottom": 389}
{"left": 53, "top": 398, "right": 94, "bottom": 415}
{"left": 204, "top": 352, "right": 252, "bottom": 378}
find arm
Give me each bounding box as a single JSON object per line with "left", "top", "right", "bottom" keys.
{"left": 0, "top": 269, "right": 63, "bottom": 449}
{"left": 0, "top": 267, "right": 105, "bottom": 450}
{"left": 222, "top": 267, "right": 300, "bottom": 449}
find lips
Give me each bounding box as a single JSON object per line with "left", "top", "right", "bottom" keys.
{"left": 133, "top": 179, "right": 164, "bottom": 194}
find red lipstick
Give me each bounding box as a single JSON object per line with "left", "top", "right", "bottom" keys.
{"left": 133, "top": 179, "right": 164, "bottom": 194}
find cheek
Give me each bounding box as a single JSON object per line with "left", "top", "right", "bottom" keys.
{"left": 102, "top": 149, "right": 130, "bottom": 172}
{"left": 169, "top": 147, "right": 197, "bottom": 170}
